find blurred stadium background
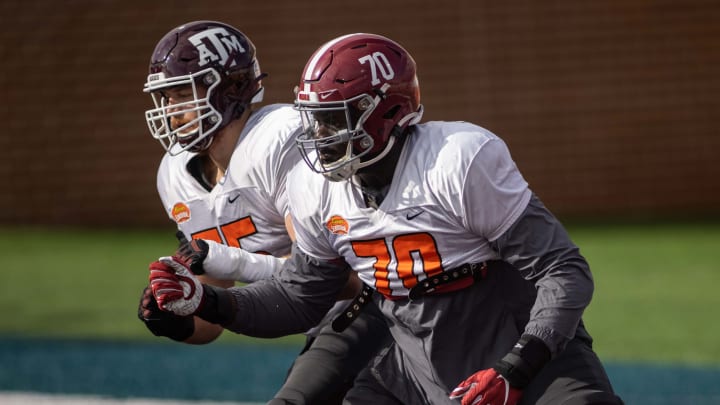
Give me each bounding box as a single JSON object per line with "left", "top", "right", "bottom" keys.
{"left": 1, "top": 0, "right": 719, "bottom": 404}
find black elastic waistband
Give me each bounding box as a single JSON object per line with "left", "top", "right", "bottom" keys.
{"left": 408, "top": 261, "right": 488, "bottom": 300}
{"left": 331, "top": 261, "right": 491, "bottom": 332}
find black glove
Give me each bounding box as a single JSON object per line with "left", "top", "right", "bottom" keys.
{"left": 137, "top": 285, "right": 195, "bottom": 342}
{"left": 175, "top": 231, "right": 209, "bottom": 275}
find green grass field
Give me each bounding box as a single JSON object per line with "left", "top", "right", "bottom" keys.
{"left": 1, "top": 222, "right": 718, "bottom": 365}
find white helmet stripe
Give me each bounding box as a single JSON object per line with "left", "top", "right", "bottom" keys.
{"left": 303, "top": 33, "right": 363, "bottom": 81}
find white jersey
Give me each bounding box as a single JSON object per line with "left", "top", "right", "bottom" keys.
{"left": 157, "top": 104, "right": 302, "bottom": 257}
{"left": 289, "top": 121, "right": 532, "bottom": 298}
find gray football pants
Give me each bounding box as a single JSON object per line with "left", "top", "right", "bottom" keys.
{"left": 268, "top": 303, "right": 391, "bottom": 405}
{"left": 344, "top": 333, "right": 624, "bottom": 405}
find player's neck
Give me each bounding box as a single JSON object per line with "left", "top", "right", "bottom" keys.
{"left": 206, "top": 111, "right": 250, "bottom": 176}
{"left": 199, "top": 154, "right": 221, "bottom": 188}
{"left": 356, "top": 130, "right": 407, "bottom": 190}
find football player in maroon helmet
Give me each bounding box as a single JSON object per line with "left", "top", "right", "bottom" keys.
{"left": 139, "top": 22, "right": 390, "bottom": 404}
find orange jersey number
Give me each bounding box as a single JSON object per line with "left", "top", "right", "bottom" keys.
{"left": 352, "top": 232, "right": 443, "bottom": 296}
{"left": 190, "top": 216, "right": 258, "bottom": 248}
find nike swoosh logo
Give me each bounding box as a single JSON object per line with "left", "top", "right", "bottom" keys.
{"left": 228, "top": 195, "right": 240, "bottom": 203}
{"left": 406, "top": 210, "right": 424, "bottom": 220}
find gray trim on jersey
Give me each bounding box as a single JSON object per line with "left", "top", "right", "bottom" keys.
{"left": 490, "top": 193, "right": 594, "bottom": 356}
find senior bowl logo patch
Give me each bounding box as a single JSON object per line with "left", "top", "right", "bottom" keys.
{"left": 326, "top": 215, "right": 349, "bottom": 235}
{"left": 171, "top": 202, "right": 191, "bottom": 224}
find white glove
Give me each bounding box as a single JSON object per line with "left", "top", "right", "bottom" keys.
{"left": 149, "top": 256, "right": 204, "bottom": 316}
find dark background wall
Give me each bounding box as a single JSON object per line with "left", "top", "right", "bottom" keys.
{"left": 2, "top": 0, "right": 718, "bottom": 228}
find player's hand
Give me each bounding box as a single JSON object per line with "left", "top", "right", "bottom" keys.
{"left": 149, "top": 256, "right": 204, "bottom": 316}
{"left": 449, "top": 368, "right": 522, "bottom": 405}
{"left": 137, "top": 285, "right": 195, "bottom": 341}
{"left": 175, "top": 231, "right": 209, "bottom": 275}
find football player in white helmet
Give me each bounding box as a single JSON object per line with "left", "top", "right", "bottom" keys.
{"left": 137, "top": 21, "right": 389, "bottom": 404}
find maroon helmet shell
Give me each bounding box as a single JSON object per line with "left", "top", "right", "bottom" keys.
{"left": 144, "top": 20, "right": 264, "bottom": 153}
{"left": 297, "top": 33, "right": 421, "bottom": 157}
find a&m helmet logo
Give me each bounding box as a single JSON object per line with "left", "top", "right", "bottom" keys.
{"left": 326, "top": 215, "right": 349, "bottom": 235}
{"left": 189, "top": 27, "right": 246, "bottom": 68}
{"left": 171, "top": 202, "right": 191, "bottom": 224}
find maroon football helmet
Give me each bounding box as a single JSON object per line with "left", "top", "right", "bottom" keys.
{"left": 295, "top": 33, "right": 423, "bottom": 181}
{"left": 144, "top": 21, "right": 265, "bottom": 154}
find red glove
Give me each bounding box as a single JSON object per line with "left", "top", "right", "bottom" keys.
{"left": 149, "top": 256, "right": 204, "bottom": 316}
{"left": 449, "top": 368, "right": 522, "bottom": 405}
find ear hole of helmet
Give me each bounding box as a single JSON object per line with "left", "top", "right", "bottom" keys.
{"left": 226, "top": 71, "right": 251, "bottom": 102}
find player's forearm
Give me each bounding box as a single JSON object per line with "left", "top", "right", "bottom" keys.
{"left": 518, "top": 236, "right": 594, "bottom": 354}
{"left": 491, "top": 194, "right": 594, "bottom": 354}
{"left": 192, "top": 281, "right": 318, "bottom": 337}
{"left": 203, "top": 241, "right": 285, "bottom": 283}
{"left": 523, "top": 258, "right": 593, "bottom": 354}
{"left": 523, "top": 241, "right": 594, "bottom": 354}
{"left": 197, "top": 248, "right": 349, "bottom": 338}
{"left": 223, "top": 280, "right": 331, "bottom": 337}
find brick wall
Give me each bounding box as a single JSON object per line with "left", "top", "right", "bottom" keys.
{"left": 1, "top": 0, "right": 718, "bottom": 227}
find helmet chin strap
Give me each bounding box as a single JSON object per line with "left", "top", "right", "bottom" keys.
{"left": 357, "top": 135, "right": 396, "bottom": 170}
{"left": 186, "top": 133, "right": 215, "bottom": 154}
{"left": 323, "top": 134, "right": 397, "bottom": 182}
{"left": 323, "top": 161, "right": 358, "bottom": 182}
{"left": 356, "top": 104, "right": 421, "bottom": 171}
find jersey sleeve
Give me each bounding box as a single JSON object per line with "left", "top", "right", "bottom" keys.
{"left": 259, "top": 106, "right": 304, "bottom": 219}
{"left": 272, "top": 138, "right": 303, "bottom": 219}
{"left": 286, "top": 164, "right": 339, "bottom": 260}
{"left": 155, "top": 153, "right": 175, "bottom": 222}
{"left": 490, "top": 194, "right": 594, "bottom": 355}
{"left": 461, "top": 137, "right": 532, "bottom": 241}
